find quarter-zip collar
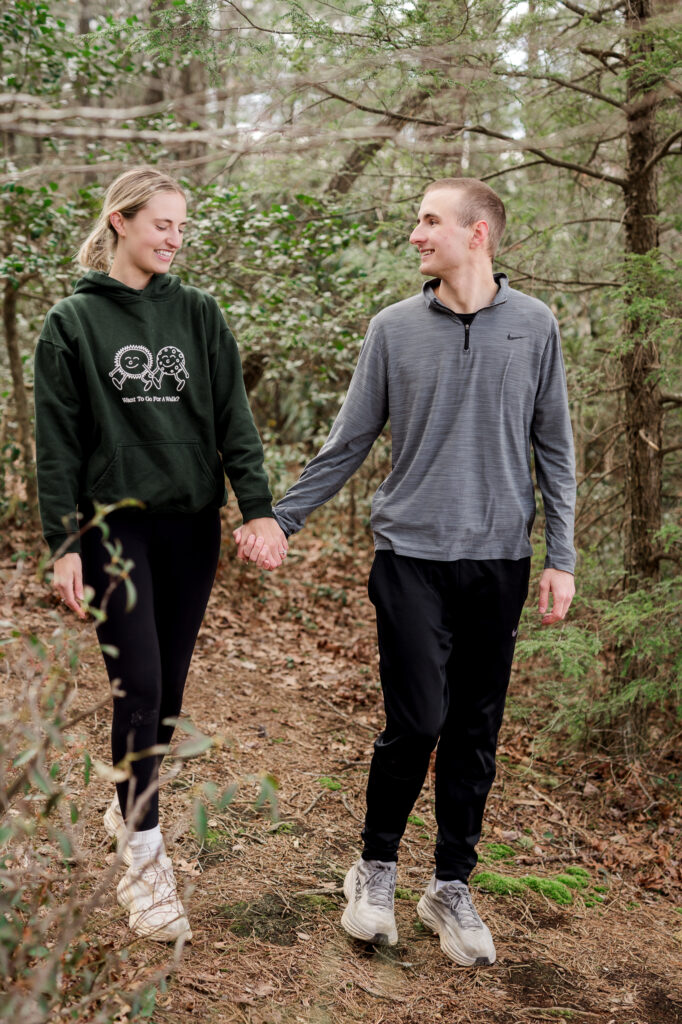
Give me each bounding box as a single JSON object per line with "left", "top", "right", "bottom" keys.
{"left": 422, "top": 272, "right": 510, "bottom": 315}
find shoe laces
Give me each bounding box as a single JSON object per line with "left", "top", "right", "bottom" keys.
{"left": 361, "top": 861, "right": 396, "bottom": 908}
{"left": 141, "top": 858, "right": 178, "bottom": 904}
{"left": 439, "top": 881, "right": 483, "bottom": 930}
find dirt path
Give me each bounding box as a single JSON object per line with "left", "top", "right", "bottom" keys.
{"left": 3, "top": 528, "right": 682, "bottom": 1023}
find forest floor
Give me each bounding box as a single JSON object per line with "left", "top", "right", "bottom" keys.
{"left": 3, "top": 517, "right": 682, "bottom": 1024}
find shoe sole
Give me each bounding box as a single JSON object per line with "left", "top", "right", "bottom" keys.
{"left": 340, "top": 868, "right": 398, "bottom": 946}
{"left": 117, "top": 881, "right": 192, "bottom": 943}
{"left": 103, "top": 804, "right": 133, "bottom": 867}
{"left": 416, "top": 893, "right": 495, "bottom": 967}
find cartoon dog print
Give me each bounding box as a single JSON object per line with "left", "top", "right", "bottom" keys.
{"left": 152, "top": 345, "right": 189, "bottom": 392}
{"left": 109, "top": 345, "right": 156, "bottom": 391}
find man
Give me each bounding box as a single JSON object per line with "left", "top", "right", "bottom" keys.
{"left": 237, "top": 178, "right": 576, "bottom": 965}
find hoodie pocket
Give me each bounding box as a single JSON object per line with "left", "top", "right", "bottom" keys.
{"left": 86, "top": 440, "right": 221, "bottom": 512}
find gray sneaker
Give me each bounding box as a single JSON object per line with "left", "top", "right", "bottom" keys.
{"left": 341, "top": 858, "right": 398, "bottom": 945}
{"left": 417, "top": 876, "right": 496, "bottom": 966}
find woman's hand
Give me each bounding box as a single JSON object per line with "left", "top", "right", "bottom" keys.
{"left": 53, "top": 552, "right": 87, "bottom": 619}
{"left": 233, "top": 518, "right": 288, "bottom": 571}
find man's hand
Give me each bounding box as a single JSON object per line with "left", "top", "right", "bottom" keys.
{"left": 233, "top": 518, "right": 288, "bottom": 571}
{"left": 538, "top": 568, "right": 575, "bottom": 626}
{"left": 53, "top": 552, "right": 87, "bottom": 619}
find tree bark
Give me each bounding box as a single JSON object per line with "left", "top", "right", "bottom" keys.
{"left": 621, "top": 0, "right": 662, "bottom": 585}
{"left": 327, "top": 87, "right": 438, "bottom": 195}
{"left": 2, "top": 280, "right": 38, "bottom": 517}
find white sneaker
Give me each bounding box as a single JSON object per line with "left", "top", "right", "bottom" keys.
{"left": 103, "top": 796, "right": 132, "bottom": 867}
{"left": 341, "top": 858, "right": 398, "bottom": 946}
{"left": 417, "top": 877, "right": 496, "bottom": 966}
{"left": 117, "top": 853, "right": 192, "bottom": 942}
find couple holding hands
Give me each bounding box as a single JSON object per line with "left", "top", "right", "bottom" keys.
{"left": 35, "top": 166, "right": 575, "bottom": 965}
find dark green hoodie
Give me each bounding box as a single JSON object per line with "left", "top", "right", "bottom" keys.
{"left": 34, "top": 270, "right": 273, "bottom": 556}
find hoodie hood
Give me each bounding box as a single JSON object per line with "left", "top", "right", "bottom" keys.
{"left": 74, "top": 270, "right": 183, "bottom": 304}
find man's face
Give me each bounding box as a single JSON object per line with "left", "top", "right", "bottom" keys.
{"left": 409, "top": 189, "right": 474, "bottom": 278}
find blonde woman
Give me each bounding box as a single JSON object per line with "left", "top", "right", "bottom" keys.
{"left": 34, "top": 167, "right": 287, "bottom": 941}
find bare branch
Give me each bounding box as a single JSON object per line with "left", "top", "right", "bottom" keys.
{"left": 558, "top": 0, "right": 627, "bottom": 23}
{"left": 578, "top": 46, "right": 627, "bottom": 69}
{"left": 638, "top": 128, "right": 682, "bottom": 178}
{"left": 660, "top": 392, "right": 682, "bottom": 406}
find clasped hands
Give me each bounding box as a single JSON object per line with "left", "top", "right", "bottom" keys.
{"left": 233, "top": 517, "right": 288, "bottom": 571}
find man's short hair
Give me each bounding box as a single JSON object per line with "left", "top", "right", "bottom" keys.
{"left": 424, "top": 178, "right": 506, "bottom": 257}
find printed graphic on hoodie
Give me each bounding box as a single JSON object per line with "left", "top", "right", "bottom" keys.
{"left": 109, "top": 344, "right": 189, "bottom": 394}
{"left": 152, "top": 345, "right": 189, "bottom": 391}
{"left": 110, "top": 345, "right": 156, "bottom": 391}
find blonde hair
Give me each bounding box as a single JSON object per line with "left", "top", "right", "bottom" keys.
{"left": 78, "top": 167, "right": 186, "bottom": 272}
{"left": 424, "top": 177, "right": 506, "bottom": 257}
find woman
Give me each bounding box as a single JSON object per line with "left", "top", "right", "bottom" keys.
{"left": 34, "top": 167, "right": 287, "bottom": 942}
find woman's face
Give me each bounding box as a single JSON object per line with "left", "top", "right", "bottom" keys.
{"left": 110, "top": 191, "right": 187, "bottom": 284}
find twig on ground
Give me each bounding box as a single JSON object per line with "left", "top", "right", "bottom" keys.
{"left": 302, "top": 790, "right": 327, "bottom": 816}
{"left": 318, "top": 696, "right": 377, "bottom": 734}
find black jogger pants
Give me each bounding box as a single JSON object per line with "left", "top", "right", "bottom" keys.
{"left": 361, "top": 550, "right": 530, "bottom": 882}
{"left": 81, "top": 505, "right": 221, "bottom": 831}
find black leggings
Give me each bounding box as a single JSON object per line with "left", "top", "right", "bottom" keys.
{"left": 361, "top": 551, "right": 530, "bottom": 882}
{"left": 81, "top": 506, "right": 221, "bottom": 831}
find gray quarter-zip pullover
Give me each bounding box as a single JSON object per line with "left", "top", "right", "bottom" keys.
{"left": 274, "top": 273, "right": 576, "bottom": 571}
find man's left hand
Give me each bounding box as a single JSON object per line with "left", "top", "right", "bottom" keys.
{"left": 538, "top": 568, "right": 575, "bottom": 626}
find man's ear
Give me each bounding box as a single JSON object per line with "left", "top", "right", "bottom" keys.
{"left": 109, "top": 211, "right": 125, "bottom": 237}
{"left": 470, "top": 219, "right": 490, "bottom": 250}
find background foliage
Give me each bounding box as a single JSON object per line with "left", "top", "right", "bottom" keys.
{"left": 0, "top": 2, "right": 681, "bottom": 1016}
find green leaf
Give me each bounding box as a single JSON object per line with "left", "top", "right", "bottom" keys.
{"left": 193, "top": 801, "right": 207, "bottom": 843}
{"left": 174, "top": 735, "right": 212, "bottom": 758}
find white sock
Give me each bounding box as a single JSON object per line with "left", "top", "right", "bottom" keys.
{"left": 435, "top": 877, "right": 466, "bottom": 891}
{"left": 128, "top": 825, "right": 164, "bottom": 870}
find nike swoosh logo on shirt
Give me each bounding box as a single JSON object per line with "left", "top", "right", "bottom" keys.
{"left": 507, "top": 333, "right": 525, "bottom": 340}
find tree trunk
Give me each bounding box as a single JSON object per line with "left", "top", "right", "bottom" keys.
{"left": 621, "top": 0, "right": 662, "bottom": 585}
{"left": 2, "top": 280, "right": 38, "bottom": 517}
{"left": 328, "top": 87, "right": 438, "bottom": 195}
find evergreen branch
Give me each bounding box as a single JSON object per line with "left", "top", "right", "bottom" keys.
{"left": 223, "top": 0, "right": 378, "bottom": 41}
{"left": 495, "top": 69, "right": 625, "bottom": 109}
{"left": 315, "top": 86, "right": 627, "bottom": 184}
{"left": 313, "top": 85, "right": 444, "bottom": 127}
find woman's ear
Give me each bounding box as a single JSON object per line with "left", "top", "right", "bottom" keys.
{"left": 109, "top": 211, "right": 125, "bottom": 237}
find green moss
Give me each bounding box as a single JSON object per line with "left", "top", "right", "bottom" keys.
{"left": 317, "top": 776, "right": 342, "bottom": 791}
{"left": 555, "top": 872, "right": 590, "bottom": 890}
{"left": 395, "top": 886, "right": 420, "bottom": 902}
{"left": 484, "top": 843, "right": 516, "bottom": 861}
{"left": 521, "top": 876, "right": 573, "bottom": 905}
{"left": 407, "top": 814, "right": 425, "bottom": 826}
{"left": 300, "top": 894, "right": 336, "bottom": 913}
{"left": 563, "top": 866, "right": 591, "bottom": 880}
{"left": 472, "top": 871, "right": 526, "bottom": 896}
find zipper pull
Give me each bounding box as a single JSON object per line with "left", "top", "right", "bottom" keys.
{"left": 464, "top": 322, "right": 470, "bottom": 352}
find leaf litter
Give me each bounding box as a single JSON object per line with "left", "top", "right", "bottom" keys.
{"left": 1, "top": 522, "right": 681, "bottom": 1024}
